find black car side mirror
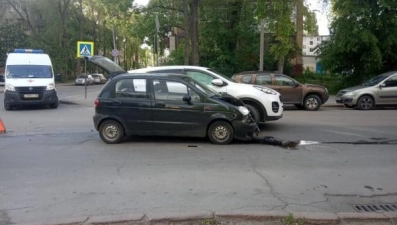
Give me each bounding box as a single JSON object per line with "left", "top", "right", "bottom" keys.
{"left": 183, "top": 95, "right": 192, "bottom": 102}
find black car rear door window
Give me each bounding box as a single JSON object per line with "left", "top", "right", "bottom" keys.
{"left": 115, "top": 78, "right": 148, "bottom": 99}
{"left": 153, "top": 79, "right": 200, "bottom": 101}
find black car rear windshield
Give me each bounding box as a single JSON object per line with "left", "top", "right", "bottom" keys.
{"left": 6, "top": 65, "right": 53, "bottom": 78}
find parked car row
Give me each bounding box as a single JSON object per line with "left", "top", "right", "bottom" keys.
{"left": 86, "top": 56, "right": 397, "bottom": 145}
{"left": 75, "top": 73, "right": 107, "bottom": 85}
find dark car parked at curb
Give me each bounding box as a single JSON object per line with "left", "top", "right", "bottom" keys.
{"left": 88, "top": 56, "right": 258, "bottom": 145}
{"left": 336, "top": 71, "right": 397, "bottom": 110}
{"left": 0, "top": 73, "right": 4, "bottom": 86}
{"left": 232, "top": 71, "right": 329, "bottom": 111}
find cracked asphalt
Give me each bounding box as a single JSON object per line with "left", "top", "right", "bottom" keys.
{"left": 0, "top": 84, "right": 397, "bottom": 224}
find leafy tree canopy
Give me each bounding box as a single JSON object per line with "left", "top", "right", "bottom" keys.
{"left": 318, "top": 0, "right": 397, "bottom": 81}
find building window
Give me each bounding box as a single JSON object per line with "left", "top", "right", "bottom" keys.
{"left": 317, "top": 37, "right": 320, "bottom": 41}
{"left": 310, "top": 41, "right": 313, "bottom": 45}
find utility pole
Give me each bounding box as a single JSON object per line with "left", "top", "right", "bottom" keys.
{"left": 259, "top": 18, "right": 265, "bottom": 71}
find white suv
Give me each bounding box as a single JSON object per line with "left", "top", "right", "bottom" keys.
{"left": 129, "top": 66, "right": 283, "bottom": 124}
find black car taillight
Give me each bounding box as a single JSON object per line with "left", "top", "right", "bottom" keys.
{"left": 94, "top": 98, "right": 100, "bottom": 107}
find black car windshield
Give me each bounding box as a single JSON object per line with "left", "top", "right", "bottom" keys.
{"left": 362, "top": 75, "right": 389, "bottom": 86}
{"left": 6, "top": 65, "right": 53, "bottom": 78}
{"left": 207, "top": 68, "right": 236, "bottom": 83}
{"left": 78, "top": 75, "right": 88, "bottom": 78}
{"left": 182, "top": 77, "right": 219, "bottom": 96}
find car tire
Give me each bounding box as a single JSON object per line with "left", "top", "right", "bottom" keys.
{"left": 303, "top": 95, "right": 321, "bottom": 111}
{"left": 208, "top": 121, "right": 234, "bottom": 145}
{"left": 49, "top": 101, "right": 59, "bottom": 109}
{"left": 4, "top": 102, "right": 12, "bottom": 111}
{"left": 99, "top": 120, "right": 125, "bottom": 144}
{"left": 357, "top": 95, "right": 374, "bottom": 110}
{"left": 245, "top": 104, "right": 260, "bottom": 124}
{"left": 343, "top": 104, "right": 355, "bottom": 108}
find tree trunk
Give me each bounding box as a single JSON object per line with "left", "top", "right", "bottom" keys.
{"left": 190, "top": 0, "right": 199, "bottom": 65}
{"left": 183, "top": 0, "right": 190, "bottom": 65}
{"left": 278, "top": 57, "right": 284, "bottom": 74}
{"left": 295, "top": 0, "right": 304, "bottom": 75}
{"left": 76, "top": 0, "right": 83, "bottom": 76}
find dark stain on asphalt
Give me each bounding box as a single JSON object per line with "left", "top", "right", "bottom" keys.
{"left": 364, "top": 185, "right": 374, "bottom": 191}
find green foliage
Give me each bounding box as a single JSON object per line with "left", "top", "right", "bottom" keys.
{"left": 294, "top": 68, "right": 353, "bottom": 94}
{"left": 318, "top": 0, "right": 397, "bottom": 84}
{"left": 0, "top": 23, "right": 29, "bottom": 67}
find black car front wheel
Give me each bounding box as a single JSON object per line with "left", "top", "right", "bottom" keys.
{"left": 99, "top": 120, "right": 125, "bottom": 144}
{"left": 208, "top": 121, "right": 234, "bottom": 145}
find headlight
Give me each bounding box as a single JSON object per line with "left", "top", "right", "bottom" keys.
{"left": 343, "top": 91, "right": 355, "bottom": 96}
{"left": 5, "top": 84, "right": 15, "bottom": 91}
{"left": 238, "top": 106, "right": 250, "bottom": 116}
{"left": 253, "top": 86, "right": 278, "bottom": 95}
{"left": 46, "top": 83, "right": 55, "bottom": 90}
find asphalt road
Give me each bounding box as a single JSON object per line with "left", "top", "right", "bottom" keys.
{"left": 0, "top": 84, "right": 397, "bottom": 224}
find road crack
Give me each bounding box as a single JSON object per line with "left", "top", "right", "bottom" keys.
{"left": 246, "top": 155, "right": 289, "bottom": 210}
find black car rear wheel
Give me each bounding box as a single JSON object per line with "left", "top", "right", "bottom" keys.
{"left": 208, "top": 121, "right": 234, "bottom": 145}
{"left": 99, "top": 120, "right": 125, "bottom": 144}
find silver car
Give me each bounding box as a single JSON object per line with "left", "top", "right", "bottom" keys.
{"left": 336, "top": 71, "right": 397, "bottom": 110}
{"left": 75, "top": 74, "right": 94, "bottom": 85}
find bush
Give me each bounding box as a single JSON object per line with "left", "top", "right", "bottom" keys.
{"left": 294, "top": 69, "right": 345, "bottom": 95}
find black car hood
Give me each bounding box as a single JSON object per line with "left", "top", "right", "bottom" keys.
{"left": 213, "top": 92, "right": 245, "bottom": 107}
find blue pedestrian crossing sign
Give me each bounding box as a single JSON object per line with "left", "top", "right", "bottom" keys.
{"left": 77, "top": 41, "right": 94, "bottom": 58}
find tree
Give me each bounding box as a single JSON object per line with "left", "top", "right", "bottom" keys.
{"left": 318, "top": 0, "right": 397, "bottom": 81}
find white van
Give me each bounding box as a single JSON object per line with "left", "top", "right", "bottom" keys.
{"left": 4, "top": 49, "right": 59, "bottom": 110}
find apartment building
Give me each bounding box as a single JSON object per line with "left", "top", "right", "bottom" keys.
{"left": 302, "top": 35, "right": 329, "bottom": 73}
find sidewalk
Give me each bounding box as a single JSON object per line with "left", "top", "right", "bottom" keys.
{"left": 18, "top": 210, "right": 397, "bottom": 225}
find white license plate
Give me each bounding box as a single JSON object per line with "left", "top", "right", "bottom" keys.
{"left": 24, "top": 94, "right": 39, "bottom": 98}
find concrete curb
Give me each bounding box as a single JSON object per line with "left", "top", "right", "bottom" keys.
{"left": 16, "top": 211, "right": 397, "bottom": 225}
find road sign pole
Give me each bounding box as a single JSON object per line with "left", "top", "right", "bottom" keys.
{"left": 84, "top": 57, "right": 87, "bottom": 99}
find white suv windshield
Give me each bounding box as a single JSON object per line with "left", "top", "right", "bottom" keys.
{"left": 6, "top": 65, "right": 53, "bottom": 78}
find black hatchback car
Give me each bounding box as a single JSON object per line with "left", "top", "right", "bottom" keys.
{"left": 89, "top": 56, "right": 257, "bottom": 144}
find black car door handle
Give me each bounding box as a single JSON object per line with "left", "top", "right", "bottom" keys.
{"left": 111, "top": 100, "right": 121, "bottom": 105}
{"left": 155, "top": 102, "right": 166, "bottom": 107}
